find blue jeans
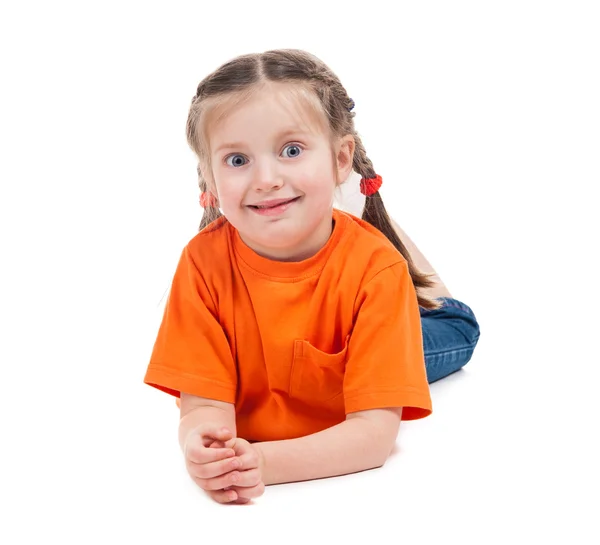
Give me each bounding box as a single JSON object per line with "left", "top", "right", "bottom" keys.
{"left": 420, "top": 297, "right": 481, "bottom": 383}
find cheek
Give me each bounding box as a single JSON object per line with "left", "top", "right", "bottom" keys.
{"left": 302, "top": 176, "right": 337, "bottom": 198}
{"left": 214, "top": 184, "right": 245, "bottom": 214}
{"left": 214, "top": 181, "right": 238, "bottom": 200}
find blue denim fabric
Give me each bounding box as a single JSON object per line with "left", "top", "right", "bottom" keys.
{"left": 420, "top": 297, "right": 481, "bottom": 383}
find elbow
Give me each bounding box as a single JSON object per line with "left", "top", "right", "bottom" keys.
{"left": 374, "top": 445, "right": 393, "bottom": 469}
{"left": 373, "top": 427, "right": 401, "bottom": 468}
{"left": 371, "top": 457, "right": 387, "bottom": 471}
{"left": 365, "top": 429, "right": 398, "bottom": 469}
{"left": 365, "top": 452, "right": 389, "bottom": 472}
{"left": 347, "top": 407, "right": 402, "bottom": 469}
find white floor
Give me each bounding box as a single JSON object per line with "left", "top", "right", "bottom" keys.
{"left": 7, "top": 324, "right": 596, "bottom": 543}
{"left": 2, "top": 2, "right": 599, "bottom": 544}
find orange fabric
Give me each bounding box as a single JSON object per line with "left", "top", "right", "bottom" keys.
{"left": 144, "top": 209, "right": 432, "bottom": 442}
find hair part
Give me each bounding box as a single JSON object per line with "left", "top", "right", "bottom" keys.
{"left": 185, "top": 49, "right": 442, "bottom": 310}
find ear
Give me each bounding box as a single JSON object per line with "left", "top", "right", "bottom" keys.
{"left": 335, "top": 134, "right": 355, "bottom": 184}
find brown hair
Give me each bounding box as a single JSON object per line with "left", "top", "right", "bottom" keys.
{"left": 185, "top": 49, "right": 442, "bottom": 310}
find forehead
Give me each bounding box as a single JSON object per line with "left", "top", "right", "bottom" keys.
{"left": 206, "top": 83, "right": 329, "bottom": 146}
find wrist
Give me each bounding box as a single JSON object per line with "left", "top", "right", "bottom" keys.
{"left": 254, "top": 443, "right": 268, "bottom": 485}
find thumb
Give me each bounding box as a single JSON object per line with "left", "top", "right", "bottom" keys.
{"left": 199, "top": 425, "right": 234, "bottom": 444}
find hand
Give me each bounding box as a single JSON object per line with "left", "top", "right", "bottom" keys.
{"left": 210, "top": 436, "right": 266, "bottom": 504}
{"left": 183, "top": 424, "right": 245, "bottom": 504}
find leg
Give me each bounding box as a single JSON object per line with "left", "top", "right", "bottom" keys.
{"left": 420, "top": 298, "right": 481, "bottom": 383}
{"left": 390, "top": 219, "right": 453, "bottom": 300}
{"left": 390, "top": 219, "right": 481, "bottom": 381}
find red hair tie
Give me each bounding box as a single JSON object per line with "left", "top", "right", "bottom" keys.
{"left": 200, "top": 192, "right": 218, "bottom": 208}
{"left": 360, "top": 174, "right": 382, "bottom": 196}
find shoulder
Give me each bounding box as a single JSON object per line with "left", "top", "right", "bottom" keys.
{"left": 333, "top": 209, "right": 407, "bottom": 282}
{"left": 183, "top": 216, "right": 232, "bottom": 269}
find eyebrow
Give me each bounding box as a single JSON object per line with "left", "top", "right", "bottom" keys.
{"left": 214, "top": 128, "right": 310, "bottom": 153}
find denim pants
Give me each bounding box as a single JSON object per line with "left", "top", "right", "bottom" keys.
{"left": 420, "top": 297, "right": 481, "bottom": 383}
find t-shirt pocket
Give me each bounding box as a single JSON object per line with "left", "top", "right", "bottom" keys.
{"left": 289, "top": 336, "right": 349, "bottom": 404}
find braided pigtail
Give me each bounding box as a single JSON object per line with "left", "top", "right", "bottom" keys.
{"left": 351, "top": 135, "right": 442, "bottom": 310}
{"left": 197, "top": 163, "right": 222, "bottom": 231}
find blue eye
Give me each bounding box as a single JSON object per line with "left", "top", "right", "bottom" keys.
{"left": 225, "top": 154, "right": 247, "bottom": 168}
{"left": 282, "top": 144, "right": 303, "bottom": 158}
{"left": 224, "top": 144, "right": 303, "bottom": 167}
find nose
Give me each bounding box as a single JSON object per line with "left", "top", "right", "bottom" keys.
{"left": 252, "top": 160, "right": 283, "bottom": 192}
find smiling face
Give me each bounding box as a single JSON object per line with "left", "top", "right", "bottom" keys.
{"left": 204, "top": 82, "right": 355, "bottom": 261}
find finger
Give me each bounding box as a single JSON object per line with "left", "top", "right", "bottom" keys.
{"left": 227, "top": 468, "right": 262, "bottom": 488}
{"left": 186, "top": 445, "right": 235, "bottom": 465}
{"left": 186, "top": 426, "right": 233, "bottom": 452}
{"left": 192, "top": 469, "right": 243, "bottom": 491}
{"left": 207, "top": 488, "right": 238, "bottom": 504}
{"left": 224, "top": 492, "right": 253, "bottom": 505}
{"left": 223, "top": 486, "right": 252, "bottom": 504}
{"left": 232, "top": 448, "right": 261, "bottom": 471}
{"left": 186, "top": 437, "right": 235, "bottom": 464}
{"left": 228, "top": 480, "right": 266, "bottom": 501}
{"left": 199, "top": 426, "right": 234, "bottom": 446}
{"left": 187, "top": 453, "right": 241, "bottom": 481}
{"left": 186, "top": 425, "right": 233, "bottom": 449}
{"left": 208, "top": 439, "right": 226, "bottom": 448}
{"left": 184, "top": 428, "right": 233, "bottom": 460}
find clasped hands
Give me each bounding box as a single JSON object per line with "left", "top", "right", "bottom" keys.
{"left": 184, "top": 425, "right": 266, "bottom": 504}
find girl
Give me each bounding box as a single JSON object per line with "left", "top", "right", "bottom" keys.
{"left": 144, "top": 49, "right": 481, "bottom": 505}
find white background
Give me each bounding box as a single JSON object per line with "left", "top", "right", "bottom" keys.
{"left": 1, "top": 1, "right": 598, "bottom": 543}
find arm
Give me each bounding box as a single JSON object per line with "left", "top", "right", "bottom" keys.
{"left": 252, "top": 262, "right": 429, "bottom": 486}
{"left": 178, "top": 393, "right": 237, "bottom": 451}
{"left": 254, "top": 407, "right": 402, "bottom": 486}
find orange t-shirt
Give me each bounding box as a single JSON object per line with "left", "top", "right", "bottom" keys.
{"left": 144, "top": 209, "right": 432, "bottom": 442}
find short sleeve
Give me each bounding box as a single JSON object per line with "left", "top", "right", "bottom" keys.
{"left": 143, "top": 246, "right": 237, "bottom": 403}
{"left": 343, "top": 261, "right": 432, "bottom": 420}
